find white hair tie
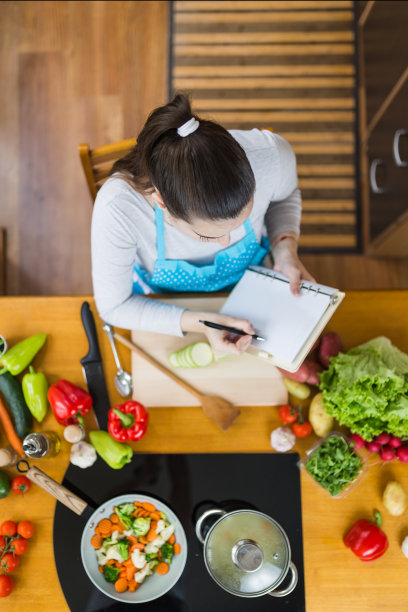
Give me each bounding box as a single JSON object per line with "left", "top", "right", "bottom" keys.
{"left": 177, "top": 117, "right": 199, "bottom": 137}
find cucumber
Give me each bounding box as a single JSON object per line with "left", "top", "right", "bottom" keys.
{"left": 0, "top": 469, "right": 10, "bottom": 499}
{"left": 169, "top": 342, "right": 213, "bottom": 368}
{"left": 0, "top": 372, "right": 33, "bottom": 437}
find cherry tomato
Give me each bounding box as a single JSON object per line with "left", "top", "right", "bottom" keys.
{"left": 11, "top": 475, "right": 31, "bottom": 496}
{"left": 0, "top": 535, "right": 7, "bottom": 551}
{"left": 292, "top": 421, "right": 313, "bottom": 438}
{"left": 17, "top": 520, "right": 35, "bottom": 539}
{"left": 0, "top": 521, "right": 17, "bottom": 537}
{"left": 278, "top": 404, "right": 298, "bottom": 424}
{"left": 0, "top": 575, "right": 13, "bottom": 597}
{"left": 0, "top": 552, "right": 19, "bottom": 573}
{"left": 12, "top": 536, "right": 29, "bottom": 555}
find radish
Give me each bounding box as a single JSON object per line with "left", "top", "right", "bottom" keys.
{"left": 397, "top": 446, "right": 408, "bottom": 463}
{"left": 304, "top": 360, "right": 324, "bottom": 385}
{"left": 278, "top": 363, "right": 309, "bottom": 383}
{"left": 169, "top": 342, "right": 213, "bottom": 368}
{"left": 375, "top": 432, "right": 391, "bottom": 445}
{"left": 318, "top": 332, "right": 342, "bottom": 368}
{"left": 389, "top": 436, "right": 403, "bottom": 448}
{"left": 349, "top": 433, "right": 366, "bottom": 450}
{"left": 380, "top": 445, "right": 396, "bottom": 461}
{"left": 365, "top": 441, "right": 381, "bottom": 453}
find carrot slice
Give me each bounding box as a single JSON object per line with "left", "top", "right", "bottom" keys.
{"left": 110, "top": 513, "right": 119, "bottom": 523}
{"left": 98, "top": 519, "right": 112, "bottom": 532}
{"left": 115, "top": 578, "right": 128, "bottom": 592}
{"left": 168, "top": 533, "right": 175, "bottom": 545}
{"left": 174, "top": 543, "right": 181, "bottom": 555}
{"left": 156, "top": 562, "right": 169, "bottom": 575}
{"left": 150, "top": 511, "right": 161, "bottom": 521}
{"left": 147, "top": 528, "right": 157, "bottom": 542}
{"left": 91, "top": 534, "right": 103, "bottom": 549}
{"left": 141, "top": 502, "right": 156, "bottom": 513}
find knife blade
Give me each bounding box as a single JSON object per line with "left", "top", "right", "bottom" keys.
{"left": 80, "top": 301, "right": 110, "bottom": 430}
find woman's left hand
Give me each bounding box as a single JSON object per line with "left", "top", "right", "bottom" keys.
{"left": 271, "top": 234, "right": 316, "bottom": 295}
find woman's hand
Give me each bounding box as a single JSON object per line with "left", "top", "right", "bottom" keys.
{"left": 180, "top": 311, "right": 254, "bottom": 356}
{"left": 271, "top": 234, "right": 316, "bottom": 295}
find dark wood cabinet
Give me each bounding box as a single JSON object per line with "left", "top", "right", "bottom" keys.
{"left": 359, "top": 0, "right": 408, "bottom": 256}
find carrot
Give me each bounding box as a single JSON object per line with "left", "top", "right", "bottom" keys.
{"left": 91, "top": 534, "right": 103, "bottom": 549}
{"left": 156, "top": 562, "right": 169, "bottom": 575}
{"left": 110, "top": 513, "right": 119, "bottom": 523}
{"left": 98, "top": 565, "right": 104, "bottom": 573}
{"left": 128, "top": 579, "right": 140, "bottom": 592}
{"left": 126, "top": 564, "right": 135, "bottom": 581}
{"left": 147, "top": 528, "right": 157, "bottom": 542}
{"left": 114, "top": 578, "right": 128, "bottom": 593}
{"left": 98, "top": 519, "right": 112, "bottom": 532}
{"left": 150, "top": 511, "right": 161, "bottom": 521}
{"left": 141, "top": 502, "right": 156, "bottom": 513}
{"left": 127, "top": 535, "right": 139, "bottom": 545}
{"left": 174, "top": 543, "right": 181, "bottom": 555}
{"left": 139, "top": 535, "right": 148, "bottom": 545}
{"left": 168, "top": 533, "right": 176, "bottom": 545}
{"left": 0, "top": 394, "right": 24, "bottom": 456}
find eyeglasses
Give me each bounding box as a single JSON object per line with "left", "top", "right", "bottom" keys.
{"left": 0, "top": 335, "right": 7, "bottom": 358}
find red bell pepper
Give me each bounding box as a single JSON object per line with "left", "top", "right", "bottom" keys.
{"left": 47, "top": 379, "right": 93, "bottom": 426}
{"left": 344, "top": 510, "right": 389, "bottom": 561}
{"left": 108, "top": 400, "right": 148, "bottom": 442}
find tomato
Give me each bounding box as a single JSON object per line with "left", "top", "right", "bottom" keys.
{"left": 0, "top": 521, "right": 17, "bottom": 537}
{"left": 278, "top": 404, "right": 298, "bottom": 424}
{"left": 0, "top": 574, "right": 13, "bottom": 597}
{"left": 11, "top": 475, "right": 31, "bottom": 496}
{"left": 0, "top": 535, "right": 7, "bottom": 551}
{"left": 17, "top": 520, "right": 34, "bottom": 539}
{"left": 12, "top": 536, "right": 29, "bottom": 555}
{"left": 292, "top": 421, "right": 313, "bottom": 438}
{"left": 0, "top": 552, "right": 19, "bottom": 573}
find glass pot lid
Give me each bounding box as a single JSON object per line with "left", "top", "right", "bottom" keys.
{"left": 203, "top": 510, "right": 291, "bottom": 597}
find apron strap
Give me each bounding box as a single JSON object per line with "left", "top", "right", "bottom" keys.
{"left": 154, "top": 204, "right": 166, "bottom": 260}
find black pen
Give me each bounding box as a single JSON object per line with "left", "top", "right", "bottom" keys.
{"left": 198, "top": 320, "right": 265, "bottom": 342}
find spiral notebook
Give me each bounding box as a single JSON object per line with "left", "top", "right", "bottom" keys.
{"left": 220, "top": 265, "right": 345, "bottom": 372}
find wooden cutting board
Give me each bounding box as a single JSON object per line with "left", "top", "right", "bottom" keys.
{"left": 131, "top": 296, "right": 288, "bottom": 407}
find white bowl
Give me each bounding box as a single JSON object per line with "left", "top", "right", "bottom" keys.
{"left": 80, "top": 493, "right": 188, "bottom": 603}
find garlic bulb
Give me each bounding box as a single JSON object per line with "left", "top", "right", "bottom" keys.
{"left": 270, "top": 427, "right": 296, "bottom": 452}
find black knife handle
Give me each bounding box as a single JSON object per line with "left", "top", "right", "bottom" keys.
{"left": 80, "top": 301, "right": 101, "bottom": 364}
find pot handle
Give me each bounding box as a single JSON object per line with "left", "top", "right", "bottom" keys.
{"left": 195, "top": 508, "right": 226, "bottom": 543}
{"left": 267, "top": 561, "right": 298, "bottom": 598}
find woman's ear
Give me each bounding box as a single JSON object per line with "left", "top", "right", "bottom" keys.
{"left": 153, "top": 189, "right": 166, "bottom": 210}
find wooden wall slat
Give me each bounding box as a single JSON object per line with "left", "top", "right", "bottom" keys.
{"left": 175, "top": 11, "right": 354, "bottom": 24}
{"left": 174, "top": 64, "right": 355, "bottom": 77}
{"left": 175, "top": 76, "right": 354, "bottom": 88}
{"left": 175, "top": 43, "right": 354, "bottom": 56}
{"left": 198, "top": 110, "right": 354, "bottom": 122}
{"left": 175, "top": 31, "right": 354, "bottom": 44}
{"left": 176, "top": 1, "right": 353, "bottom": 10}
{"left": 193, "top": 98, "right": 355, "bottom": 110}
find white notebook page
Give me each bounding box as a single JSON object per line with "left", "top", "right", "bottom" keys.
{"left": 221, "top": 269, "right": 333, "bottom": 363}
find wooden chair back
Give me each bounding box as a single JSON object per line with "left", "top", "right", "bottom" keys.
{"left": 0, "top": 228, "right": 6, "bottom": 295}
{"left": 78, "top": 138, "right": 137, "bottom": 202}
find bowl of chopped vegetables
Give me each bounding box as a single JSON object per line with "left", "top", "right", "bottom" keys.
{"left": 80, "top": 493, "right": 188, "bottom": 603}
{"left": 300, "top": 432, "right": 368, "bottom": 498}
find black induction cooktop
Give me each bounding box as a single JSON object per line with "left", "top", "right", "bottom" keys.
{"left": 53, "top": 452, "right": 305, "bottom": 611}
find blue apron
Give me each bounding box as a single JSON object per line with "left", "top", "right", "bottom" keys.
{"left": 132, "top": 205, "right": 269, "bottom": 294}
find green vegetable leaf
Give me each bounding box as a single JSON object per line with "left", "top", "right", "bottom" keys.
{"left": 103, "top": 564, "right": 120, "bottom": 582}
{"left": 117, "top": 503, "right": 135, "bottom": 516}
{"left": 117, "top": 540, "right": 129, "bottom": 561}
{"left": 115, "top": 506, "right": 133, "bottom": 530}
{"left": 160, "top": 542, "right": 174, "bottom": 564}
{"left": 305, "top": 436, "right": 362, "bottom": 496}
{"left": 319, "top": 337, "right": 408, "bottom": 441}
{"left": 132, "top": 517, "right": 151, "bottom": 537}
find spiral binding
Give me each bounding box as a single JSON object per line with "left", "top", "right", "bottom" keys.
{"left": 249, "top": 266, "right": 338, "bottom": 305}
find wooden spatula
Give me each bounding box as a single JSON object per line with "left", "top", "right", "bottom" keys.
{"left": 114, "top": 333, "right": 241, "bottom": 431}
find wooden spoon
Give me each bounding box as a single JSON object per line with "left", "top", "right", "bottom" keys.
{"left": 114, "top": 333, "right": 241, "bottom": 431}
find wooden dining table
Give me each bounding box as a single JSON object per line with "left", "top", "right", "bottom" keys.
{"left": 1, "top": 292, "right": 408, "bottom": 611}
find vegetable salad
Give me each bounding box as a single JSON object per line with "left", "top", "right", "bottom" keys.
{"left": 91, "top": 501, "right": 181, "bottom": 594}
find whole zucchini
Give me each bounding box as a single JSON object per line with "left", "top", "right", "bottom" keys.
{"left": 0, "top": 469, "right": 11, "bottom": 499}
{"left": 0, "top": 372, "right": 32, "bottom": 437}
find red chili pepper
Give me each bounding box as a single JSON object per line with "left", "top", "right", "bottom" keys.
{"left": 108, "top": 400, "right": 149, "bottom": 442}
{"left": 47, "top": 379, "right": 93, "bottom": 426}
{"left": 344, "top": 510, "right": 389, "bottom": 562}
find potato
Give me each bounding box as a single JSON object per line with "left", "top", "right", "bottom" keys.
{"left": 382, "top": 481, "right": 407, "bottom": 516}
{"left": 309, "top": 392, "right": 333, "bottom": 437}
{"left": 283, "top": 377, "right": 311, "bottom": 399}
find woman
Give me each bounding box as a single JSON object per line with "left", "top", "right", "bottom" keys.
{"left": 91, "top": 94, "right": 315, "bottom": 355}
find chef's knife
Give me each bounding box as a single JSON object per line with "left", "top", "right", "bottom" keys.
{"left": 80, "top": 301, "right": 110, "bottom": 430}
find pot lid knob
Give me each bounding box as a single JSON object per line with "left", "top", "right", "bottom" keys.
{"left": 231, "top": 539, "right": 263, "bottom": 572}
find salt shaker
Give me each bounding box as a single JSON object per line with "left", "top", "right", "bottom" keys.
{"left": 22, "top": 431, "right": 61, "bottom": 458}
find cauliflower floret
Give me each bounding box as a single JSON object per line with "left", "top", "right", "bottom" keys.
{"left": 144, "top": 541, "right": 159, "bottom": 555}
{"left": 155, "top": 520, "right": 165, "bottom": 535}
{"left": 96, "top": 544, "right": 124, "bottom": 565}
{"left": 160, "top": 524, "right": 175, "bottom": 542}
{"left": 131, "top": 548, "right": 147, "bottom": 569}
{"left": 134, "top": 563, "right": 152, "bottom": 584}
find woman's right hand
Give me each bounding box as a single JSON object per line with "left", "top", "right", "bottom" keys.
{"left": 180, "top": 310, "right": 255, "bottom": 356}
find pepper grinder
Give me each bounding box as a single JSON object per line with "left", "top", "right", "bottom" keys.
{"left": 22, "top": 431, "right": 61, "bottom": 458}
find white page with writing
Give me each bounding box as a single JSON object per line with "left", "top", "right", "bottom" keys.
{"left": 221, "top": 270, "right": 333, "bottom": 363}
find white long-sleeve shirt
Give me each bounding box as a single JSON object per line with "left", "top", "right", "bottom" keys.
{"left": 91, "top": 129, "right": 302, "bottom": 335}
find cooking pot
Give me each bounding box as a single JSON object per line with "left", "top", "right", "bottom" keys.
{"left": 195, "top": 507, "right": 298, "bottom": 599}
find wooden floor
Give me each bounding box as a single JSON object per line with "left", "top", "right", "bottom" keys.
{"left": 0, "top": 0, "right": 407, "bottom": 296}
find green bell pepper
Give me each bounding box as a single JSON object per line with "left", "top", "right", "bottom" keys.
{"left": 89, "top": 430, "right": 133, "bottom": 470}
{"left": 0, "top": 333, "right": 47, "bottom": 376}
{"left": 22, "top": 366, "right": 49, "bottom": 423}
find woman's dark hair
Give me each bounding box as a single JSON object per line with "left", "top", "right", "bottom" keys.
{"left": 110, "top": 94, "right": 255, "bottom": 222}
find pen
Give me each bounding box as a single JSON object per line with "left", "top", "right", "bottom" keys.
{"left": 198, "top": 320, "right": 265, "bottom": 342}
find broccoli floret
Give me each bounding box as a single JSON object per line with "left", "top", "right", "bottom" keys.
{"left": 115, "top": 506, "right": 133, "bottom": 530}
{"left": 145, "top": 552, "right": 158, "bottom": 562}
{"left": 103, "top": 564, "right": 120, "bottom": 583}
{"left": 160, "top": 542, "right": 174, "bottom": 564}
{"left": 149, "top": 559, "right": 159, "bottom": 572}
{"left": 117, "top": 503, "right": 135, "bottom": 516}
{"left": 117, "top": 540, "right": 129, "bottom": 561}
{"left": 132, "top": 517, "right": 151, "bottom": 537}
